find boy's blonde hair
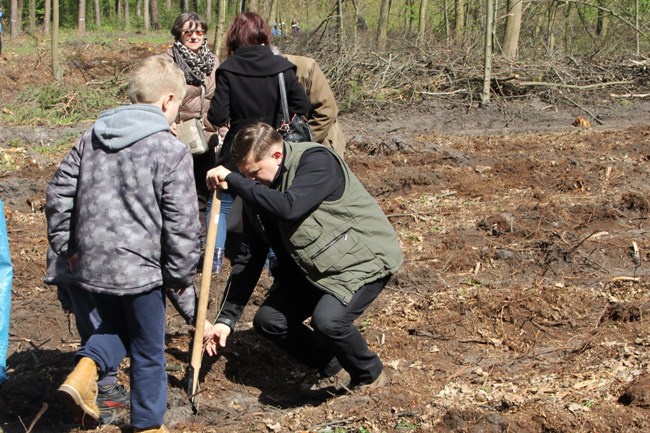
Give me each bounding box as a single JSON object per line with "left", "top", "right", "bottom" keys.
{"left": 127, "top": 57, "right": 187, "bottom": 104}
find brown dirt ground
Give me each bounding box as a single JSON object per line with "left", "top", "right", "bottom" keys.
{"left": 1, "top": 42, "right": 650, "bottom": 433}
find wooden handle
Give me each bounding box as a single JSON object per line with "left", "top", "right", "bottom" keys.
{"left": 188, "top": 188, "right": 221, "bottom": 403}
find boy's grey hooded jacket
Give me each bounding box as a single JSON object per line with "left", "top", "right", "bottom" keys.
{"left": 45, "top": 104, "right": 201, "bottom": 295}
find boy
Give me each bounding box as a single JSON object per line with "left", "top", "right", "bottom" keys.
{"left": 45, "top": 57, "right": 200, "bottom": 433}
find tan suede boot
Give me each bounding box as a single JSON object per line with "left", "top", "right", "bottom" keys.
{"left": 57, "top": 357, "right": 101, "bottom": 421}
{"left": 134, "top": 425, "right": 169, "bottom": 433}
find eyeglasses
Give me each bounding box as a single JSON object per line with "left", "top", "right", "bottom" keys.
{"left": 182, "top": 29, "right": 205, "bottom": 37}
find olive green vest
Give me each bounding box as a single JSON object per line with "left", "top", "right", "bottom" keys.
{"left": 277, "top": 142, "right": 403, "bottom": 303}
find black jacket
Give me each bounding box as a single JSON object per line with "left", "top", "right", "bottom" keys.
{"left": 207, "top": 45, "right": 312, "bottom": 168}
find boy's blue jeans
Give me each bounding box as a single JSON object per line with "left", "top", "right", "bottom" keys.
{"left": 77, "top": 287, "right": 167, "bottom": 429}
{"left": 57, "top": 285, "right": 117, "bottom": 388}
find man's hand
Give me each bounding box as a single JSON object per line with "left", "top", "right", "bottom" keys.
{"left": 206, "top": 166, "right": 231, "bottom": 190}
{"left": 204, "top": 323, "right": 231, "bottom": 357}
{"left": 170, "top": 122, "right": 178, "bottom": 137}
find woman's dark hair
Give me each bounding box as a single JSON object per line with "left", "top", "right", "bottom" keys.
{"left": 225, "top": 12, "right": 271, "bottom": 56}
{"left": 171, "top": 13, "right": 208, "bottom": 41}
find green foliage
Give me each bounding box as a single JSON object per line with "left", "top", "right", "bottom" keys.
{"left": 2, "top": 81, "right": 126, "bottom": 126}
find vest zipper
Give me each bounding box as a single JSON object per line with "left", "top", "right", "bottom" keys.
{"left": 310, "top": 229, "right": 350, "bottom": 261}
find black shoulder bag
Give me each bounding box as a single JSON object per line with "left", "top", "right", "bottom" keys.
{"left": 277, "top": 72, "right": 313, "bottom": 143}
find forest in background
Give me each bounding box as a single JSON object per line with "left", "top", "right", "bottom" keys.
{"left": 2, "top": 0, "right": 650, "bottom": 128}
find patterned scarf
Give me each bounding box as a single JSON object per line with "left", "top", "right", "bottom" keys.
{"left": 172, "top": 39, "right": 216, "bottom": 86}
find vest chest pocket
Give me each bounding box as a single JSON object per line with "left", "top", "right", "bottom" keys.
{"left": 301, "top": 229, "right": 374, "bottom": 274}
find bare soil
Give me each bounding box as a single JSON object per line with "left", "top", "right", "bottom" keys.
{"left": 1, "top": 43, "right": 650, "bottom": 433}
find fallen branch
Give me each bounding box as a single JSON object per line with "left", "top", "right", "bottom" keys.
{"left": 610, "top": 93, "right": 650, "bottom": 99}
{"left": 516, "top": 80, "right": 632, "bottom": 90}
{"left": 419, "top": 89, "right": 468, "bottom": 96}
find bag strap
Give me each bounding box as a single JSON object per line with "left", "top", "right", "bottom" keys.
{"left": 278, "top": 72, "right": 291, "bottom": 128}
{"left": 198, "top": 84, "right": 205, "bottom": 119}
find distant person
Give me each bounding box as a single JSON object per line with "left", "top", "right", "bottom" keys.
{"left": 0, "top": 9, "right": 5, "bottom": 57}
{"left": 291, "top": 18, "right": 299, "bottom": 34}
{"left": 46, "top": 57, "right": 200, "bottom": 433}
{"left": 206, "top": 12, "right": 310, "bottom": 272}
{"left": 203, "top": 123, "right": 403, "bottom": 400}
{"left": 356, "top": 15, "right": 368, "bottom": 31}
{"left": 273, "top": 47, "right": 346, "bottom": 157}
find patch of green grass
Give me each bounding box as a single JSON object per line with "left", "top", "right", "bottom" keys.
{"left": 395, "top": 420, "right": 420, "bottom": 430}
{"left": 2, "top": 82, "right": 126, "bottom": 126}
{"left": 0, "top": 153, "right": 18, "bottom": 173}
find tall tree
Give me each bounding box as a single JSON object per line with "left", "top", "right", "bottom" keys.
{"left": 124, "top": 0, "right": 130, "bottom": 30}
{"left": 482, "top": 0, "right": 494, "bottom": 105}
{"left": 43, "top": 0, "right": 51, "bottom": 34}
{"left": 337, "top": 0, "right": 343, "bottom": 49}
{"left": 417, "top": 0, "right": 427, "bottom": 46}
{"left": 144, "top": 0, "right": 150, "bottom": 30}
{"left": 150, "top": 0, "right": 159, "bottom": 29}
{"left": 94, "top": 0, "right": 101, "bottom": 26}
{"left": 503, "top": 0, "right": 522, "bottom": 60}
{"left": 596, "top": 0, "right": 608, "bottom": 36}
{"left": 267, "top": 0, "right": 278, "bottom": 30}
{"left": 454, "top": 0, "right": 464, "bottom": 42}
{"left": 377, "top": 0, "right": 391, "bottom": 50}
{"left": 16, "top": 0, "right": 24, "bottom": 33}
{"left": 10, "top": 0, "right": 18, "bottom": 38}
{"left": 78, "top": 0, "right": 86, "bottom": 34}
{"left": 214, "top": 0, "right": 225, "bottom": 57}
{"left": 29, "top": 0, "right": 35, "bottom": 33}
{"left": 52, "top": 0, "right": 62, "bottom": 80}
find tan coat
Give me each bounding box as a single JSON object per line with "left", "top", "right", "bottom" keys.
{"left": 284, "top": 54, "right": 346, "bottom": 157}
{"left": 162, "top": 49, "right": 224, "bottom": 144}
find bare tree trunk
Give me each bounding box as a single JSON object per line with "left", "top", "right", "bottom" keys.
{"left": 150, "top": 0, "right": 159, "bottom": 29}
{"left": 454, "top": 0, "right": 464, "bottom": 43}
{"left": 635, "top": 0, "right": 639, "bottom": 56}
{"left": 596, "top": 0, "right": 607, "bottom": 36}
{"left": 16, "top": 0, "right": 24, "bottom": 33}
{"left": 116, "top": 0, "right": 123, "bottom": 20}
{"left": 337, "top": 0, "right": 343, "bottom": 50}
{"left": 144, "top": 0, "right": 150, "bottom": 30}
{"left": 136, "top": 0, "right": 142, "bottom": 18}
{"left": 52, "top": 0, "right": 62, "bottom": 80}
{"left": 377, "top": 0, "right": 391, "bottom": 50}
{"left": 547, "top": 1, "right": 557, "bottom": 53}
{"left": 443, "top": 0, "right": 449, "bottom": 46}
{"left": 352, "top": 0, "right": 359, "bottom": 42}
{"left": 205, "top": 0, "right": 211, "bottom": 21}
{"left": 78, "top": 0, "right": 86, "bottom": 34}
{"left": 10, "top": 0, "right": 18, "bottom": 39}
{"left": 29, "top": 0, "right": 35, "bottom": 33}
{"left": 267, "top": 0, "right": 278, "bottom": 29}
{"left": 417, "top": 0, "right": 427, "bottom": 46}
{"left": 43, "top": 0, "right": 51, "bottom": 34}
{"left": 482, "top": 0, "right": 493, "bottom": 105}
{"left": 182, "top": 0, "right": 188, "bottom": 12}
{"left": 502, "top": 0, "right": 522, "bottom": 60}
{"left": 213, "top": 0, "right": 225, "bottom": 57}
{"left": 124, "top": 0, "right": 130, "bottom": 30}
{"left": 94, "top": 0, "right": 101, "bottom": 26}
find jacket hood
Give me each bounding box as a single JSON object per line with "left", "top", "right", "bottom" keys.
{"left": 93, "top": 104, "right": 170, "bottom": 150}
{"left": 218, "top": 45, "right": 296, "bottom": 77}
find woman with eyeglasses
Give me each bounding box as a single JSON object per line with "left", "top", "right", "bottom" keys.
{"left": 206, "top": 11, "right": 311, "bottom": 273}
{"left": 157, "top": 13, "right": 225, "bottom": 330}
{"left": 162, "top": 13, "right": 225, "bottom": 243}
